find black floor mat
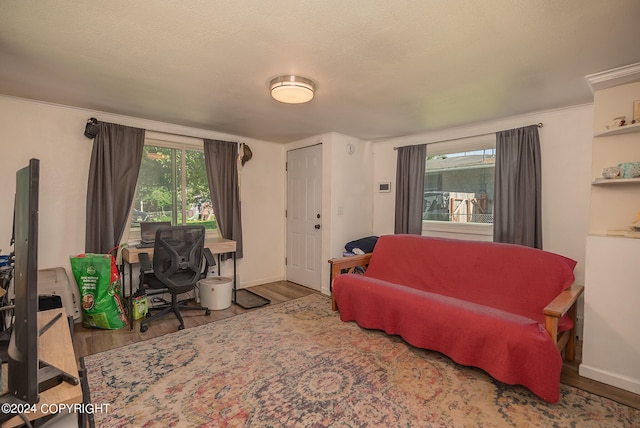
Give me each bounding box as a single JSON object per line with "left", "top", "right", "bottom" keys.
{"left": 235, "top": 289, "right": 270, "bottom": 309}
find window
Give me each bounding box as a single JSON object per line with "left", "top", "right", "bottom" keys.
{"left": 424, "top": 139, "right": 495, "bottom": 230}
{"left": 129, "top": 142, "right": 216, "bottom": 238}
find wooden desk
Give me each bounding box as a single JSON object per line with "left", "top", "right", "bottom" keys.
{"left": 1, "top": 308, "right": 83, "bottom": 427}
{"left": 122, "top": 237, "right": 236, "bottom": 265}
{"left": 121, "top": 238, "right": 237, "bottom": 327}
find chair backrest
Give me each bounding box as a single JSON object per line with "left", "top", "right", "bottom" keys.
{"left": 152, "top": 225, "right": 206, "bottom": 290}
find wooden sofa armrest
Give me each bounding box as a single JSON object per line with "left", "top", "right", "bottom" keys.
{"left": 543, "top": 283, "right": 584, "bottom": 361}
{"left": 328, "top": 253, "right": 373, "bottom": 311}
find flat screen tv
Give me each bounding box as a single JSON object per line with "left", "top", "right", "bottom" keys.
{"left": 1, "top": 160, "right": 77, "bottom": 420}
{"left": 7, "top": 158, "right": 40, "bottom": 403}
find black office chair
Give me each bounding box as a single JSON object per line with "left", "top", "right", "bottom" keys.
{"left": 138, "top": 225, "right": 214, "bottom": 332}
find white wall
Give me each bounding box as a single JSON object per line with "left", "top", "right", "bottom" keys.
{"left": 0, "top": 95, "right": 285, "bottom": 290}
{"left": 329, "top": 133, "right": 374, "bottom": 261}
{"left": 0, "top": 98, "right": 92, "bottom": 268}
{"left": 1, "top": 94, "right": 594, "bottom": 298}
{"left": 235, "top": 136, "right": 286, "bottom": 287}
{"left": 372, "top": 104, "right": 594, "bottom": 285}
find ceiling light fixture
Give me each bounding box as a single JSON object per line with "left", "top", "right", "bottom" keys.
{"left": 270, "top": 75, "right": 316, "bottom": 104}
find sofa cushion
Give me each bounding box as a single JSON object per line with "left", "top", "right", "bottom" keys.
{"left": 364, "top": 235, "right": 576, "bottom": 318}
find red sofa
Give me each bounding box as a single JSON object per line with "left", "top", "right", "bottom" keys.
{"left": 330, "top": 234, "right": 583, "bottom": 402}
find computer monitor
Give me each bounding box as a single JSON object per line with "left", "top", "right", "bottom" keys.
{"left": 140, "top": 221, "right": 171, "bottom": 243}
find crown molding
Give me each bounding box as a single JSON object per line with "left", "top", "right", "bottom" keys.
{"left": 585, "top": 62, "right": 640, "bottom": 92}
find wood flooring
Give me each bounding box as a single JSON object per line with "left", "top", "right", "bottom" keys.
{"left": 71, "top": 281, "right": 315, "bottom": 358}
{"left": 72, "top": 281, "right": 639, "bottom": 410}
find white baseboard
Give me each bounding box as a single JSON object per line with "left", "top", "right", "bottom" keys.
{"left": 237, "top": 275, "right": 284, "bottom": 289}
{"left": 579, "top": 364, "right": 640, "bottom": 395}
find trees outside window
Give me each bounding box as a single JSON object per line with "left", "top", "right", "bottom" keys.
{"left": 131, "top": 144, "right": 216, "bottom": 232}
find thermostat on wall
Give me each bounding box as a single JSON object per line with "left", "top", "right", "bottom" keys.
{"left": 378, "top": 182, "right": 391, "bottom": 192}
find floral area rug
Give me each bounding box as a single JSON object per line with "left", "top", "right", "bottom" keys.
{"left": 84, "top": 293, "right": 639, "bottom": 427}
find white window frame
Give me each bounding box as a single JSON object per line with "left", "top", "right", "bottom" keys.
{"left": 422, "top": 135, "right": 495, "bottom": 237}
{"left": 127, "top": 133, "right": 217, "bottom": 243}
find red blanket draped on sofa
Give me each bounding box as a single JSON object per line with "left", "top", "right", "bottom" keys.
{"left": 333, "top": 235, "right": 577, "bottom": 402}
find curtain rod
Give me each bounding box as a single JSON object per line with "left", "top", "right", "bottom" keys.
{"left": 88, "top": 117, "right": 242, "bottom": 146}
{"left": 393, "top": 123, "right": 543, "bottom": 150}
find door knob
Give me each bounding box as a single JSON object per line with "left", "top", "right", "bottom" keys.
{"left": 314, "top": 224, "right": 321, "bottom": 229}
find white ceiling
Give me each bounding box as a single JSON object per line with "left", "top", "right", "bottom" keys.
{"left": 1, "top": 1, "right": 639, "bottom": 143}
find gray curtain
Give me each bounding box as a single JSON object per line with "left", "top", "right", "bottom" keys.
{"left": 203, "top": 139, "right": 243, "bottom": 259}
{"left": 85, "top": 122, "right": 145, "bottom": 253}
{"left": 394, "top": 144, "right": 427, "bottom": 234}
{"left": 493, "top": 125, "right": 542, "bottom": 249}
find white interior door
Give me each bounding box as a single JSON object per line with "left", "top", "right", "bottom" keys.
{"left": 286, "top": 144, "right": 322, "bottom": 290}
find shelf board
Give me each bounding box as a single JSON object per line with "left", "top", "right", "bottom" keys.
{"left": 594, "top": 122, "right": 640, "bottom": 137}
{"left": 592, "top": 177, "right": 640, "bottom": 185}
{"left": 590, "top": 232, "right": 640, "bottom": 239}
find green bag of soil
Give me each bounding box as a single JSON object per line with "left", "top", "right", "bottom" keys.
{"left": 70, "top": 252, "right": 128, "bottom": 330}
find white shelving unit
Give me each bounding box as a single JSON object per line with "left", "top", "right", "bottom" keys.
{"left": 581, "top": 64, "right": 640, "bottom": 395}
{"left": 592, "top": 117, "right": 640, "bottom": 185}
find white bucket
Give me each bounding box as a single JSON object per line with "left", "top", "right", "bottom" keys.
{"left": 198, "top": 276, "right": 232, "bottom": 310}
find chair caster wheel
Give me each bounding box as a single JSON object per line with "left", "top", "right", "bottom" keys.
{"left": 140, "top": 324, "right": 148, "bottom": 333}
{"left": 178, "top": 324, "right": 185, "bottom": 330}
{"left": 205, "top": 309, "right": 211, "bottom": 316}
